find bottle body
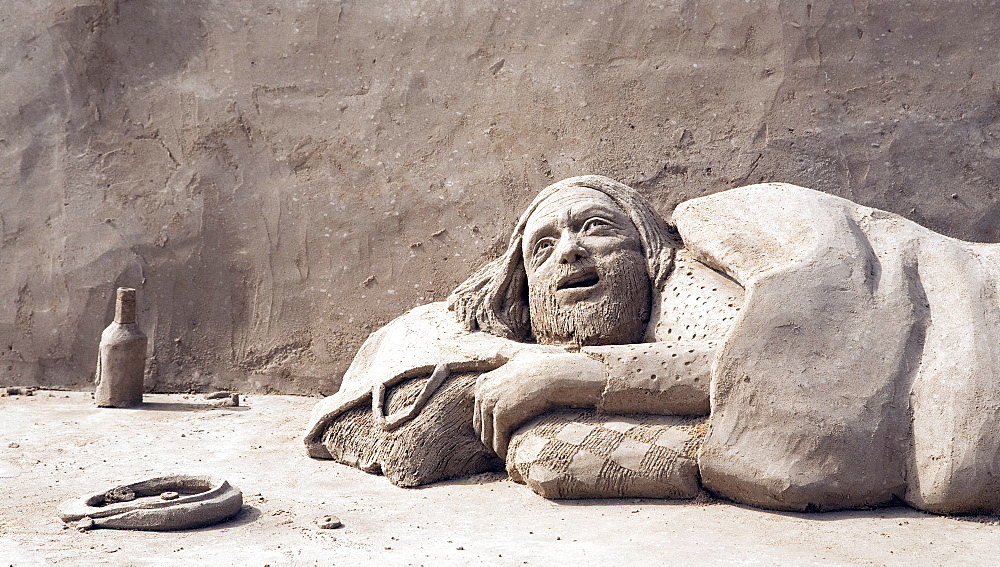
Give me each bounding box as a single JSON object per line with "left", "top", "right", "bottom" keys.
{"left": 95, "top": 288, "right": 147, "bottom": 408}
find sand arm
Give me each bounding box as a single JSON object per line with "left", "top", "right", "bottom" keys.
{"left": 475, "top": 342, "right": 713, "bottom": 458}
{"left": 582, "top": 341, "right": 714, "bottom": 416}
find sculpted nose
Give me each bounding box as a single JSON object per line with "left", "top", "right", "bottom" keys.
{"left": 556, "top": 233, "right": 589, "bottom": 264}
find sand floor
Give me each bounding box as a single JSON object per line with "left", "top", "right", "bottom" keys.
{"left": 2, "top": 391, "right": 999, "bottom": 566}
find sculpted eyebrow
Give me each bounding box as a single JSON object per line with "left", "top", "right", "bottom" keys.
{"left": 572, "top": 204, "right": 625, "bottom": 224}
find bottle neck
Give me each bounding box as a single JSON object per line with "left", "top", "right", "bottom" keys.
{"left": 115, "top": 288, "right": 137, "bottom": 324}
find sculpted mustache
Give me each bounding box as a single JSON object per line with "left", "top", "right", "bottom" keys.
{"left": 549, "top": 261, "right": 600, "bottom": 290}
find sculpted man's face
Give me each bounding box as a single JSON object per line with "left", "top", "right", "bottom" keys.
{"left": 521, "top": 186, "right": 651, "bottom": 346}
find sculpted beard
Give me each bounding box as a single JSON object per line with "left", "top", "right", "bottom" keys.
{"left": 528, "top": 248, "right": 651, "bottom": 346}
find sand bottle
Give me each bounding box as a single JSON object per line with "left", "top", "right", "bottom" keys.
{"left": 95, "top": 287, "right": 148, "bottom": 407}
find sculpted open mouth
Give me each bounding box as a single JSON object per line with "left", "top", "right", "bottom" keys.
{"left": 556, "top": 270, "right": 600, "bottom": 291}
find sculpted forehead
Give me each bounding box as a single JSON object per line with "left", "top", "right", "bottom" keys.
{"left": 527, "top": 187, "right": 623, "bottom": 224}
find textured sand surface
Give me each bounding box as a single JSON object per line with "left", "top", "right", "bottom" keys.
{"left": 3, "top": 391, "right": 1000, "bottom": 566}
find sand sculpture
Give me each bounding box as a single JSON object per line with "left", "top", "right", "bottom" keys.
{"left": 95, "top": 287, "right": 148, "bottom": 408}
{"left": 307, "top": 175, "right": 1000, "bottom": 514}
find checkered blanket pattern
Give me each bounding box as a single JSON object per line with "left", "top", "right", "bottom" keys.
{"left": 507, "top": 410, "right": 708, "bottom": 499}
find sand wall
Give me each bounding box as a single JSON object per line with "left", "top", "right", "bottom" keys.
{"left": 2, "top": 0, "right": 999, "bottom": 393}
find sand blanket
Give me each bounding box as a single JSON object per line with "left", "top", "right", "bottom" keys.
{"left": 678, "top": 183, "right": 1000, "bottom": 513}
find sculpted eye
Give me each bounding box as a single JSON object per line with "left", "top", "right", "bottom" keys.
{"left": 531, "top": 238, "right": 555, "bottom": 259}
{"left": 583, "top": 217, "right": 615, "bottom": 233}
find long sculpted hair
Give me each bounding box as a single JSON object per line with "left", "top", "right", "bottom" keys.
{"left": 447, "top": 175, "right": 681, "bottom": 342}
